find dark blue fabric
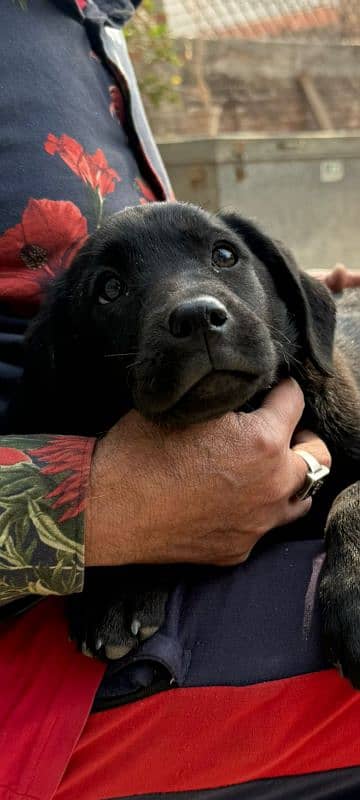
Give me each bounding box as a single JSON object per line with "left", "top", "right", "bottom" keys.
{"left": 96, "top": 537, "right": 327, "bottom": 704}
{"left": 0, "top": 0, "right": 167, "bottom": 238}
{"left": 112, "top": 767, "right": 360, "bottom": 800}
{"left": 0, "top": 314, "right": 27, "bottom": 417}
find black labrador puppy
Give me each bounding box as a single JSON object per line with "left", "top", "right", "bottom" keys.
{"left": 6, "top": 202, "right": 360, "bottom": 683}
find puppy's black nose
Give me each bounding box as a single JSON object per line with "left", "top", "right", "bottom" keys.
{"left": 169, "top": 296, "right": 228, "bottom": 339}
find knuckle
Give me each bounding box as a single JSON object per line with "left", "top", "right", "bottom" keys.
{"left": 321, "top": 445, "right": 332, "bottom": 470}
{"left": 256, "top": 425, "right": 282, "bottom": 459}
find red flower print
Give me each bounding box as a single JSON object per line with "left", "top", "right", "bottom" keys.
{"left": 29, "top": 437, "right": 94, "bottom": 523}
{"left": 44, "top": 134, "right": 121, "bottom": 198}
{"left": 135, "top": 178, "right": 157, "bottom": 205}
{"left": 0, "top": 199, "right": 88, "bottom": 313}
{"left": 0, "top": 448, "right": 31, "bottom": 467}
{"left": 109, "top": 85, "right": 125, "bottom": 125}
{"left": 90, "top": 149, "right": 121, "bottom": 196}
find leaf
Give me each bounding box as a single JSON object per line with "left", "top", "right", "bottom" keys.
{"left": 0, "top": 462, "right": 45, "bottom": 496}
{"left": 27, "top": 498, "right": 83, "bottom": 559}
{"left": 0, "top": 476, "right": 43, "bottom": 500}
{"left": 27, "top": 579, "right": 60, "bottom": 596}
{"left": 5, "top": 536, "right": 28, "bottom": 568}
{"left": 124, "top": 0, "right": 182, "bottom": 109}
{"left": 0, "top": 510, "right": 14, "bottom": 547}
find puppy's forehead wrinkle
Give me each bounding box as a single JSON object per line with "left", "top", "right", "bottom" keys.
{"left": 94, "top": 202, "right": 222, "bottom": 257}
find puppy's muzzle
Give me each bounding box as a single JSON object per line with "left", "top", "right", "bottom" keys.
{"left": 132, "top": 289, "right": 278, "bottom": 422}
{"left": 168, "top": 296, "right": 229, "bottom": 340}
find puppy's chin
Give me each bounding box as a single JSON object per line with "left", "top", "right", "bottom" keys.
{"left": 137, "top": 370, "right": 273, "bottom": 427}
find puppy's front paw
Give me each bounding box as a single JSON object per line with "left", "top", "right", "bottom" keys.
{"left": 130, "top": 588, "right": 168, "bottom": 643}
{"left": 319, "top": 483, "right": 360, "bottom": 688}
{"left": 67, "top": 587, "right": 168, "bottom": 661}
{"left": 67, "top": 593, "right": 136, "bottom": 660}
{"left": 320, "top": 566, "right": 360, "bottom": 689}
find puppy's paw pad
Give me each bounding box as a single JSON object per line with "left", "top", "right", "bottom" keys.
{"left": 81, "top": 642, "right": 95, "bottom": 658}
{"left": 105, "top": 643, "right": 134, "bottom": 660}
{"left": 130, "top": 616, "right": 160, "bottom": 641}
{"left": 139, "top": 625, "right": 160, "bottom": 641}
{"left": 320, "top": 570, "right": 360, "bottom": 689}
{"left": 131, "top": 589, "right": 168, "bottom": 636}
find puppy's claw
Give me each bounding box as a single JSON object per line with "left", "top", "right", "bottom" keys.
{"left": 95, "top": 637, "right": 104, "bottom": 651}
{"left": 105, "top": 643, "right": 133, "bottom": 660}
{"left": 334, "top": 661, "right": 344, "bottom": 679}
{"left": 131, "top": 618, "right": 141, "bottom": 636}
{"left": 139, "top": 625, "right": 160, "bottom": 641}
{"left": 81, "top": 642, "right": 94, "bottom": 658}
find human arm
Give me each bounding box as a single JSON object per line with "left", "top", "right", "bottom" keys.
{"left": 0, "top": 378, "right": 330, "bottom": 605}
{"left": 0, "top": 434, "right": 94, "bottom": 604}
{"left": 313, "top": 264, "right": 360, "bottom": 292}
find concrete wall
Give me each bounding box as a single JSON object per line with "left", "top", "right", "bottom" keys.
{"left": 145, "top": 40, "right": 360, "bottom": 138}
{"left": 158, "top": 133, "right": 360, "bottom": 270}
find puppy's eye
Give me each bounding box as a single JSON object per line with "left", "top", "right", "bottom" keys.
{"left": 212, "top": 243, "right": 238, "bottom": 269}
{"left": 97, "top": 275, "right": 128, "bottom": 305}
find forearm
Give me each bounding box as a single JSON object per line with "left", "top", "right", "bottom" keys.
{"left": 0, "top": 434, "right": 94, "bottom": 604}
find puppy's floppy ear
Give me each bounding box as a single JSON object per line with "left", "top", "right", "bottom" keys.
{"left": 9, "top": 271, "right": 78, "bottom": 432}
{"left": 23, "top": 272, "right": 70, "bottom": 383}
{"left": 23, "top": 239, "right": 96, "bottom": 387}
{"left": 218, "top": 211, "right": 336, "bottom": 375}
{"left": 5, "top": 304, "right": 56, "bottom": 432}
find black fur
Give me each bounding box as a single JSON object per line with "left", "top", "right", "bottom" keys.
{"left": 5, "top": 202, "right": 360, "bottom": 683}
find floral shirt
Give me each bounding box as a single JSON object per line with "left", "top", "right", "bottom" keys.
{"left": 0, "top": 0, "right": 173, "bottom": 606}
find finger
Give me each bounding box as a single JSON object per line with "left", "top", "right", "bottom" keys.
{"left": 285, "top": 496, "right": 313, "bottom": 524}
{"left": 313, "top": 265, "right": 345, "bottom": 292}
{"left": 285, "top": 444, "right": 317, "bottom": 499}
{"left": 215, "top": 549, "right": 254, "bottom": 567}
{"left": 260, "top": 493, "right": 312, "bottom": 534}
{"left": 345, "top": 271, "right": 360, "bottom": 288}
{"left": 325, "top": 264, "right": 349, "bottom": 293}
{"left": 254, "top": 378, "right": 305, "bottom": 443}
{"left": 312, "top": 270, "right": 329, "bottom": 283}
{"left": 292, "top": 430, "right": 332, "bottom": 470}
{"left": 286, "top": 441, "right": 331, "bottom": 505}
{"left": 313, "top": 266, "right": 360, "bottom": 291}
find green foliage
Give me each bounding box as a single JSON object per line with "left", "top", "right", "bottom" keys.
{"left": 0, "top": 441, "right": 84, "bottom": 601}
{"left": 12, "top": 0, "right": 27, "bottom": 8}
{"left": 124, "top": 0, "right": 183, "bottom": 108}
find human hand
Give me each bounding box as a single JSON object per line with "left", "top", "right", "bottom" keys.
{"left": 314, "top": 264, "right": 360, "bottom": 293}
{"left": 85, "top": 378, "right": 331, "bottom": 568}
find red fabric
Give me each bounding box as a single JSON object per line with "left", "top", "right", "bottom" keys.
{"left": 55, "top": 672, "right": 360, "bottom": 799}
{"left": 1, "top": 601, "right": 360, "bottom": 800}
{"left": 0, "top": 600, "right": 104, "bottom": 800}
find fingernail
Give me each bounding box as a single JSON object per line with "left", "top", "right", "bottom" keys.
{"left": 289, "top": 377, "right": 300, "bottom": 389}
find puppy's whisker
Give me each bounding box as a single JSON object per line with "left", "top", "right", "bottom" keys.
{"left": 104, "top": 352, "right": 137, "bottom": 358}
{"left": 126, "top": 361, "right": 141, "bottom": 371}
{"left": 266, "top": 323, "right": 294, "bottom": 346}
{"left": 275, "top": 341, "right": 303, "bottom": 371}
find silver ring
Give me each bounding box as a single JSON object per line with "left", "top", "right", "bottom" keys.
{"left": 295, "top": 449, "right": 330, "bottom": 501}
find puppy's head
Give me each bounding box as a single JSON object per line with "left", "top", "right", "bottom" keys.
{"left": 22, "top": 202, "right": 336, "bottom": 432}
